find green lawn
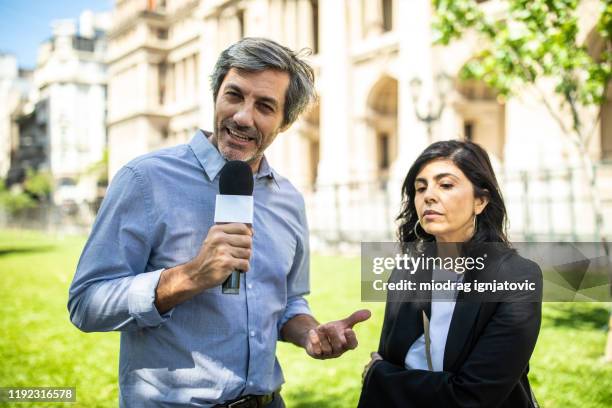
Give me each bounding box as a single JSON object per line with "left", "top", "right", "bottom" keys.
{"left": 0, "top": 229, "right": 610, "bottom": 407}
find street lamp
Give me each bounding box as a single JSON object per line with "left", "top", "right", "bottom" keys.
{"left": 409, "top": 72, "right": 453, "bottom": 141}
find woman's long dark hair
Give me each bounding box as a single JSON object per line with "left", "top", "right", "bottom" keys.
{"left": 397, "top": 140, "right": 509, "bottom": 246}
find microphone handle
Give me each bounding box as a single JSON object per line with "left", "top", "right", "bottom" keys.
{"left": 222, "top": 270, "right": 241, "bottom": 294}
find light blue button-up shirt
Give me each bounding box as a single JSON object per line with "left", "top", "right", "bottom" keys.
{"left": 68, "top": 131, "right": 312, "bottom": 407}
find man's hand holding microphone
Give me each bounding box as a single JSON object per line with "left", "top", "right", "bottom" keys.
{"left": 184, "top": 222, "right": 253, "bottom": 293}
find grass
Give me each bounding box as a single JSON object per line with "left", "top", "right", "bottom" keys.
{"left": 0, "top": 229, "right": 611, "bottom": 407}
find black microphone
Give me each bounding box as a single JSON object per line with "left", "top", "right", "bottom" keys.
{"left": 215, "top": 161, "right": 254, "bottom": 294}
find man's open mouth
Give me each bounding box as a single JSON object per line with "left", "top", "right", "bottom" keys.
{"left": 227, "top": 127, "right": 255, "bottom": 142}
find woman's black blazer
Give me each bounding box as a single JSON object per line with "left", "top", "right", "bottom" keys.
{"left": 358, "top": 247, "right": 543, "bottom": 408}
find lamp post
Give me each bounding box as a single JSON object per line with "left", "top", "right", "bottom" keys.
{"left": 409, "top": 72, "right": 452, "bottom": 141}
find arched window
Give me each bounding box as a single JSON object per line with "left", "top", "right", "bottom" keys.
{"left": 455, "top": 78, "right": 505, "bottom": 162}
{"left": 367, "top": 76, "right": 398, "bottom": 177}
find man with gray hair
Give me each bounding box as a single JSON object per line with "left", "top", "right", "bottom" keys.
{"left": 68, "top": 37, "right": 370, "bottom": 407}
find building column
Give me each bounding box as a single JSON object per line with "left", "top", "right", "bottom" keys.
{"left": 363, "top": 0, "right": 382, "bottom": 37}
{"left": 187, "top": 55, "right": 195, "bottom": 106}
{"left": 297, "top": 0, "right": 314, "bottom": 51}
{"left": 316, "top": 0, "right": 350, "bottom": 187}
{"left": 245, "top": 0, "right": 268, "bottom": 38}
{"left": 392, "top": 0, "right": 432, "bottom": 183}
{"left": 283, "top": 0, "right": 298, "bottom": 49}
{"left": 198, "top": 3, "right": 218, "bottom": 132}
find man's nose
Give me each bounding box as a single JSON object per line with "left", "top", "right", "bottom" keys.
{"left": 233, "top": 103, "right": 255, "bottom": 128}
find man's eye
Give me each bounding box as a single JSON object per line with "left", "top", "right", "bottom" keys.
{"left": 258, "top": 103, "right": 273, "bottom": 113}
{"left": 416, "top": 187, "right": 426, "bottom": 193}
{"left": 441, "top": 184, "right": 453, "bottom": 189}
{"left": 226, "top": 91, "right": 241, "bottom": 98}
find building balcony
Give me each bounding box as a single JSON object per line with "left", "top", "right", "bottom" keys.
{"left": 107, "top": 11, "right": 169, "bottom": 64}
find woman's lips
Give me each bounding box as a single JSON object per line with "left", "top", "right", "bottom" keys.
{"left": 422, "top": 211, "right": 442, "bottom": 221}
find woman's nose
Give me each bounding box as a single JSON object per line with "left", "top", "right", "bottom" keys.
{"left": 423, "top": 187, "right": 437, "bottom": 203}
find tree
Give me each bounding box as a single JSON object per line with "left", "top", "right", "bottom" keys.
{"left": 84, "top": 148, "right": 109, "bottom": 188}
{"left": 23, "top": 168, "right": 53, "bottom": 201}
{"left": 0, "top": 170, "right": 53, "bottom": 216}
{"left": 0, "top": 180, "right": 36, "bottom": 216}
{"left": 432, "top": 0, "right": 612, "bottom": 361}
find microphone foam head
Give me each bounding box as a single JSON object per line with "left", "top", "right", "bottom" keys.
{"left": 219, "top": 160, "right": 254, "bottom": 196}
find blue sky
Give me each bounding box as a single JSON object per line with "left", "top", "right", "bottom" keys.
{"left": 0, "top": 0, "right": 113, "bottom": 69}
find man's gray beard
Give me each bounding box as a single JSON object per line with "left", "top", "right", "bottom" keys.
{"left": 218, "top": 145, "right": 262, "bottom": 166}
{"left": 212, "top": 126, "right": 262, "bottom": 165}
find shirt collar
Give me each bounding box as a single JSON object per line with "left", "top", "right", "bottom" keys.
{"left": 189, "top": 130, "right": 280, "bottom": 189}
{"left": 257, "top": 156, "right": 280, "bottom": 190}
{"left": 189, "top": 130, "right": 226, "bottom": 181}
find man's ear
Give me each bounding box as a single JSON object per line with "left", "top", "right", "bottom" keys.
{"left": 279, "top": 122, "right": 290, "bottom": 133}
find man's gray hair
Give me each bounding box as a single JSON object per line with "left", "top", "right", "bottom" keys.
{"left": 210, "top": 37, "right": 316, "bottom": 127}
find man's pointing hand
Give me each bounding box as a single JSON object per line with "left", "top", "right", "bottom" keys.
{"left": 305, "top": 309, "right": 372, "bottom": 359}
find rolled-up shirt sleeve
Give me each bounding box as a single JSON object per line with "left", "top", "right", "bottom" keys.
{"left": 68, "top": 166, "right": 172, "bottom": 332}
{"left": 277, "top": 198, "right": 312, "bottom": 338}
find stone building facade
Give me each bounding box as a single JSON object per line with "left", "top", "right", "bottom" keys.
{"left": 106, "top": 0, "right": 612, "bottom": 243}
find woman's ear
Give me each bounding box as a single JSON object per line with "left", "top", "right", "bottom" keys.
{"left": 475, "top": 189, "right": 490, "bottom": 215}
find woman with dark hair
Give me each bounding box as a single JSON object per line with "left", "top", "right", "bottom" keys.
{"left": 358, "top": 140, "right": 542, "bottom": 408}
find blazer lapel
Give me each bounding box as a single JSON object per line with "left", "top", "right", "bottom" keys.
{"left": 442, "top": 245, "right": 509, "bottom": 371}
{"left": 383, "top": 266, "right": 432, "bottom": 366}
{"left": 443, "top": 294, "right": 481, "bottom": 371}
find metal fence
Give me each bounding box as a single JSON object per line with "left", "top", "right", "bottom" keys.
{"left": 500, "top": 166, "right": 612, "bottom": 242}
{"left": 304, "top": 164, "right": 612, "bottom": 249}
{"left": 2, "top": 165, "right": 611, "bottom": 248}
{"left": 0, "top": 202, "right": 97, "bottom": 236}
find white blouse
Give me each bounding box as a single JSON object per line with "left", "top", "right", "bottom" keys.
{"left": 405, "top": 269, "right": 463, "bottom": 372}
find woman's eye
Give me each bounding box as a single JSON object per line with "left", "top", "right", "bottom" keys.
{"left": 441, "top": 184, "right": 453, "bottom": 189}
{"left": 416, "top": 187, "right": 426, "bottom": 193}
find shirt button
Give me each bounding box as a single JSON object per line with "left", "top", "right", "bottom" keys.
{"left": 247, "top": 283, "right": 252, "bottom": 289}
{"left": 248, "top": 381, "right": 253, "bottom": 387}
{"left": 250, "top": 330, "right": 255, "bottom": 337}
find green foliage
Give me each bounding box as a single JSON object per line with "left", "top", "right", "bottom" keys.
{"left": 84, "top": 148, "right": 109, "bottom": 187}
{"left": 23, "top": 169, "right": 53, "bottom": 199}
{"left": 0, "top": 229, "right": 611, "bottom": 407}
{"left": 0, "top": 169, "right": 53, "bottom": 215}
{"left": 432, "top": 0, "right": 612, "bottom": 124}
{"left": 0, "top": 181, "right": 36, "bottom": 215}
{"left": 0, "top": 189, "right": 36, "bottom": 215}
